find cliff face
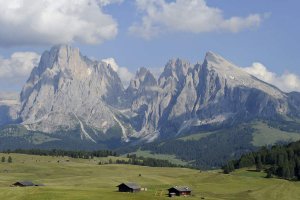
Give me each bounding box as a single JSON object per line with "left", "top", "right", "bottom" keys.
{"left": 19, "top": 45, "right": 126, "bottom": 142}
{"left": 132, "top": 52, "right": 290, "bottom": 138}
{"left": 14, "top": 45, "right": 300, "bottom": 143}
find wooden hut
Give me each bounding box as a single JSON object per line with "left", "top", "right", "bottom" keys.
{"left": 12, "top": 181, "right": 44, "bottom": 187}
{"left": 117, "top": 183, "right": 141, "bottom": 193}
{"left": 168, "top": 186, "right": 192, "bottom": 197}
{"left": 13, "top": 181, "right": 36, "bottom": 187}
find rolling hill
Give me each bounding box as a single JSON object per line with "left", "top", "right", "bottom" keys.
{"left": 0, "top": 153, "right": 299, "bottom": 200}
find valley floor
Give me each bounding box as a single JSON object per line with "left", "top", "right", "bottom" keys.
{"left": 0, "top": 153, "right": 299, "bottom": 200}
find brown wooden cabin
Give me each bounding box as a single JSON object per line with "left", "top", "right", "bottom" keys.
{"left": 117, "top": 183, "right": 141, "bottom": 193}
{"left": 168, "top": 186, "right": 192, "bottom": 197}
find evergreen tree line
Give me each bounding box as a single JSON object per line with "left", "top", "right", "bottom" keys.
{"left": 138, "top": 126, "right": 255, "bottom": 169}
{"left": 2, "top": 149, "right": 117, "bottom": 159}
{"left": 114, "top": 154, "right": 184, "bottom": 168}
{"left": 223, "top": 140, "right": 300, "bottom": 180}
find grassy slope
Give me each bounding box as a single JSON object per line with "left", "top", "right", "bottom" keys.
{"left": 127, "top": 149, "right": 188, "bottom": 166}
{"left": 251, "top": 122, "right": 300, "bottom": 146}
{"left": 178, "top": 132, "right": 214, "bottom": 141}
{"left": 0, "top": 154, "right": 299, "bottom": 200}
{"left": 126, "top": 132, "right": 215, "bottom": 167}
{"left": 177, "top": 121, "right": 300, "bottom": 146}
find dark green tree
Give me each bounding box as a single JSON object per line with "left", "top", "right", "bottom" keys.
{"left": 1, "top": 156, "right": 5, "bottom": 162}
{"left": 256, "top": 154, "right": 263, "bottom": 172}
{"left": 8, "top": 156, "right": 12, "bottom": 163}
{"left": 238, "top": 153, "right": 255, "bottom": 168}
{"left": 223, "top": 161, "right": 235, "bottom": 174}
{"left": 265, "top": 170, "right": 273, "bottom": 178}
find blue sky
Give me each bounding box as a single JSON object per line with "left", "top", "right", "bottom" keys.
{"left": 0, "top": 0, "right": 300, "bottom": 92}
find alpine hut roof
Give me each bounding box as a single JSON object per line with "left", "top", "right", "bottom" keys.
{"left": 169, "top": 186, "right": 192, "bottom": 192}
{"left": 117, "top": 183, "right": 141, "bottom": 189}
{"left": 13, "top": 181, "right": 35, "bottom": 186}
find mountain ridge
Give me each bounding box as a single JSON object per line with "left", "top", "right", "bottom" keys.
{"left": 1, "top": 45, "right": 300, "bottom": 151}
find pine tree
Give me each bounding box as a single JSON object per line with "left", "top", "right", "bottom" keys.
{"left": 256, "top": 154, "right": 263, "bottom": 172}
{"left": 238, "top": 153, "right": 255, "bottom": 168}
{"left": 295, "top": 156, "right": 300, "bottom": 180}
{"left": 281, "top": 160, "right": 292, "bottom": 179}
{"left": 8, "top": 156, "right": 12, "bottom": 163}
{"left": 223, "top": 161, "right": 235, "bottom": 174}
{"left": 1, "top": 156, "right": 5, "bottom": 162}
{"left": 266, "top": 170, "right": 272, "bottom": 178}
{"left": 223, "top": 165, "right": 231, "bottom": 174}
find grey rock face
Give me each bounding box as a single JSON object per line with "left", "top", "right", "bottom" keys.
{"left": 19, "top": 45, "right": 126, "bottom": 142}
{"left": 16, "top": 45, "right": 300, "bottom": 143}
{"left": 287, "top": 92, "right": 300, "bottom": 118}
{"left": 127, "top": 52, "right": 292, "bottom": 139}
{"left": 154, "top": 52, "right": 290, "bottom": 136}
{"left": 122, "top": 67, "right": 159, "bottom": 141}
{"left": 193, "top": 52, "right": 288, "bottom": 118}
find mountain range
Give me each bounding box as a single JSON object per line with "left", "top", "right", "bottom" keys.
{"left": 1, "top": 45, "right": 300, "bottom": 167}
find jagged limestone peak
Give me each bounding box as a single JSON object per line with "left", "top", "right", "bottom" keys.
{"left": 19, "top": 45, "right": 125, "bottom": 142}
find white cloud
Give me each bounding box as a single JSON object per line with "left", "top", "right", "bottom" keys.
{"left": 0, "top": 0, "right": 121, "bottom": 46}
{"left": 244, "top": 62, "right": 300, "bottom": 92}
{"left": 129, "top": 0, "right": 264, "bottom": 39}
{"left": 0, "top": 52, "right": 40, "bottom": 90}
{"left": 0, "top": 52, "right": 40, "bottom": 78}
{"left": 102, "top": 58, "right": 134, "bottom": 87}
{"left": 97, "top": 0, "right": 123, "bottom": 6}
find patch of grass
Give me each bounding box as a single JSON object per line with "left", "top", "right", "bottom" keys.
{"left": 126, "top": 149, "right": 188, "bottom": 166}
{"left": 0, "top": 153, "right": 300, "bottom": 200}
{"left": 25, "top": 133, "right": 60, "bottom": 145}
{"left": 251, "top": 122, "right": 300, "bottom": 147}
{"left": 178, "top": 132, "right": 215, "bottom": 141}
{"left": 0, "top": 125, "right": 60, "bottom": 145}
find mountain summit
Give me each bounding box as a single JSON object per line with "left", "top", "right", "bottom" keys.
{"left": 19, "top": 45, "right": 126, "bottom": 142}
{"left": 1, "top": 45, "right": 300, "bottom": 148}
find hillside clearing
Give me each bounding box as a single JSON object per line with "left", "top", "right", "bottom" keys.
{"left": 251, "top": 122, "right": 300, "bottom": 146}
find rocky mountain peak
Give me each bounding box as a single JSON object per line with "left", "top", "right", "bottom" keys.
{"left": 128, "top": 67, "right": 157, "bottom": 91}
{"left": 136, "top": 67, "right": 149, "bottom": 78}
{"left": 204, "top": 51, "right": 241, "bottom": 72}
{"left": 136, "top": 67, "right": 157, "bottom": 85}
{"left": 19, "top": 45, "right": 125, "bottom": 139}
{"left": 204, "top": 51, "right": 221, "bottom": 62}
{"left": 161, "top": 59, "right": 191, "bottom": 78}
{"left": 8, "top": 45, "right": 300, "bottom": 146}
{"left": 51, "top": 44, "right": 79, "bottom": 56}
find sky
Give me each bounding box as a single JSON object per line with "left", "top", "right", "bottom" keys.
{"left": 0, "top": 0, "right": 300, "bottom": 92}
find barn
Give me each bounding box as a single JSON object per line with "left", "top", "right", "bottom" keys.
{"left": 168, "top": 186, "right": 192, "bottom": 197}
{"left": 13, "top": 181, "right": 36, "bottom": 187}
{"left": 117, "top": 183, "right": 141, "bottom": 193}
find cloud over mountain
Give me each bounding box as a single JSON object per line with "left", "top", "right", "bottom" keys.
{"left": 0, "top": 52, "right": 40, "bottom": 90}
{"left": 129, "top": 0, "right": 264, "bottom": 39}
{"left": 244, "top": 62, "right": 300, "bottom": 92}
{"left": 0, "top": 52, "right": 40, "bottom": 79}
{"left": 0, "top": 0, "right": 120, "bottom": 46}
{"left": 101, "top": 58, "right": 134, "bottom": 87}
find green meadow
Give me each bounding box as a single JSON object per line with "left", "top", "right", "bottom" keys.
{"left": 0, "top": 153, "right": 299, "bottom": 200}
